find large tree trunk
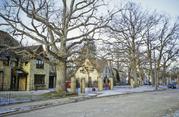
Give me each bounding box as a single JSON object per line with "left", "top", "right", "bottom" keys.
{"left": 128, "top": 67, "right": 131, "bottom": 85}
{"left": 137, "top": 58, "right": 144, "bottom": 85}
{"left": 130, "top": 60, "right": 139, "bottom": 88}
{"left": 162, "top": 62, "right": 167, "bottom": 85}
{"left": 131, "top": 67, "right": 138, "bottom": 87}
{"left": 56, "top": 60, "right": 66, "bottom": 92}
{"left": 150, "top": 61, "right": 155, "bottom": 86}
{"left": 55, "top": 38, "right": 67, "bottom": 92}
{"left": 155, "top": 60, "right": 161, "bottom": 90}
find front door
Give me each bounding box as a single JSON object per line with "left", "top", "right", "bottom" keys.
{"left": 19, "top": 77, "right": 27, "bottom": 91}
{"left": 49, "top": 76, "right": 54, "bottom": 88}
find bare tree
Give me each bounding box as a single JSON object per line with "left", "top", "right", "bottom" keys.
{"left": 0, "top": 0, "right": 117, "bottom": 91}
{"left": 143, "top": 14, "right": 163, "bottom": 86}
{"left": 154, "top": 17, "right": 179, "bottom": 87}
{"left": 106, "top": 2, "right": 155, "bottom": 87}
{"left": 103, "top": 2, "right": 179, "bottom": 88}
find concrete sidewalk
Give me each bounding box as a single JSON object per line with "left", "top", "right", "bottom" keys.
{"left": 97, "top": 85, "right": 167, "bottom": 97}
{"left": 0, "top": 85, "right": 167, "bottom": 116}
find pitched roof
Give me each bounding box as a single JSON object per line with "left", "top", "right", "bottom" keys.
{"left": 17, "top": 45, "right": 43, "bottom": 54}
{"left": 15, "top": 45, "right": 48, "bottom": 61}
{"left": 67, "top": 58, "right": 107, "bottom": 79}
{"left": 0, "top": 30, "right": 20, "bottom": 48}
{"left": 0, "top": 31, "right": 46, "bottom": 61}
{"left": 0, "top": 31, "right": 20, "bottom": 60}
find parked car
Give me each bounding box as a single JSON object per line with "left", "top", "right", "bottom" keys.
{"left": 168, "top": 82, "right": 177, "bottom": 89}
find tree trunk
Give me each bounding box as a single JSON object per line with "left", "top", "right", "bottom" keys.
{"left": 137, "top": 58, "right": 144, "bottom": 85}
{"left": 128, "top": 67, "right": 131, "bottom": 85}
{"left": 149, "top": 57, "right": 155, "bottom": 86}
{"left": 56, "top": 60, "right": 66, "bottom": 91}
{"left": 131, "top": 67, "right": 138, "bottom": 87}
{"left": 162, "top": 63, "right": 167, "bottom": 85}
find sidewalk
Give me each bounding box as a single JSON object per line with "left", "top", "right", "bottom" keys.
{"left": 97, "top": 85, "right": 167, "bottom": 97}
{"left": 0, "top": 85, "right": 167, "bottom": 116}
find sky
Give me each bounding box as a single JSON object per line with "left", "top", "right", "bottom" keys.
{"left": 0, "top": 0, "right": 179, "bottom": 17}
{"left": 129, "top": 0, "right": 179, "bottom": 18}
{"left": 111, "top": 0, "right": 179, "bottom": 18}
{"left": 131, "top": 0, "right": 179, "bottom": 18}
{"left": 0, "top": 0, "right": 179, "bottom": 45}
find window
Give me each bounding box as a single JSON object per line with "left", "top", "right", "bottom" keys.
{"left": 3, "top": 60, "right": 9, "bottom": 66}
{"left": 34, "top": 75, "right": 45, "bottom": 85}
{"left": 25, "top": 62, "right": 28, "bottom": 66}
{"left": 3, "top": 56, "right": 10, "bottom": 66}
{"left": 36, "top": 59, "right": 44, "bottom": 69}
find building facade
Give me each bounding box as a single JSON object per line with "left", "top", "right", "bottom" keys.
{"left": 0, "top": 31, "right": 56, "bottom": 91}
{"left": 22, "top": 58, "right": 50, "bottom": 90}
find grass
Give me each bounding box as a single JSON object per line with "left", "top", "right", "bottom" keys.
{"left": 40, "top": 91, "right": 77, "bottom": 99}
{"left": 0, "top": 91, "right": 78, "bottom": 106}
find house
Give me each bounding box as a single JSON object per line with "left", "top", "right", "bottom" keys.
{"left": 70, "top": 58, "right": 116, "bottom": 93}
{"left": 70, "top": 58, "right": 100, "bottom": 93}
{"left": 0, "top": 31, "right": 56, "bottom": 91}
{"left": 0, "top": 30, "right": 21, "bottom": 91}
{"left": 21, "top": 45, "right": 50, "bottom": 91}
{"left": 75, "top": 59, "right": 100, "bottom": 86}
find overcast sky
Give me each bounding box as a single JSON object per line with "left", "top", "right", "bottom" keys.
{"left": 111, "top": 0, "right": 179, "bottom": 18}
{"left": 0, "top": 0, "right": 178, "bottom": 45}
{"left": 0, "top": 0, "right": 179, "bottom": 17}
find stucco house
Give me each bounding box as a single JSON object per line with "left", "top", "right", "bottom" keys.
{"left": 70, "top": 58, "right": 119, "bottom": 94}
{"left": 75, "top": 59, "right": 100, "bottom": 86}
{"left": 21, "top": 45, "right": 50, "bottom": 91}
{"left": 0, "top": 31, "right": 56, "bottom": 91}
{"left": 0, "top": 30, "right": 22, "bottom": 91}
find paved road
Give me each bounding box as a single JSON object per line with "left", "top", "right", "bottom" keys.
{"left": 10, "top": 89, "right": 179, "bottom": 117}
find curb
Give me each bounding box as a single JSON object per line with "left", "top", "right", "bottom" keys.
{"left": 0, "top": 88, "right": 167, "bottom": 117}
{"left": 0, "top": 95, "right": 97, "bottom": 117}
{"left": 96, "top": 88, "right": 167, "bottom": 98}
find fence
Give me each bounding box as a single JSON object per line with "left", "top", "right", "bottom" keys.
{"left": 0, "top": 91, "right": 33, "bottom": 106}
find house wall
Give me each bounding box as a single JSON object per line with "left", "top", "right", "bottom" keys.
{"left": 74, "top": 59, "right": 99, "bottom": 84}
{"left": 23, "top": 61, "right": 31, "bottom": 91}
{"left": 23, "top": 59, "right": 49, "bottom": 90}
{"left": 89, "top": 69, "right": 99, "bottom": 82}
{"left": 75, "top": 67, "right": 88, "bottom": 82}
{"left": 3, "top": 65, "right": 11, "bottom": 90}
{"left": 0, "top": 60, "right": 11, "bottom": 90}
{"left": 0, "top": 60, "right": 3, "bottom": 67}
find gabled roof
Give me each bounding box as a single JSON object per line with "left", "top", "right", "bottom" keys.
{"left": 23, "top": 45, "right": 42, "bottom": 52}
{"left": 16, "top": 45, "right": 48, "bottom": 61}
{"left": 67, "top": 58, "right": 106, "bottom": 79}
{"left": 0, "top": 50, "right": 19, "bottom": 61}
{"left": 0, "top": 30, "right": 20, "bottom": 48}
{"left": 0, "top": 30, "right": 20, "bottom": 61}
{"left": 16, "top": 45, "right": 44, "bottom": 55}
{"left": 0, "top": 31, "right": 47, "bottom": 61}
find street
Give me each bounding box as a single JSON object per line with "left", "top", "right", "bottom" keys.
{"left": 10, "top": 89, "right": 179, "bottom": 117}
